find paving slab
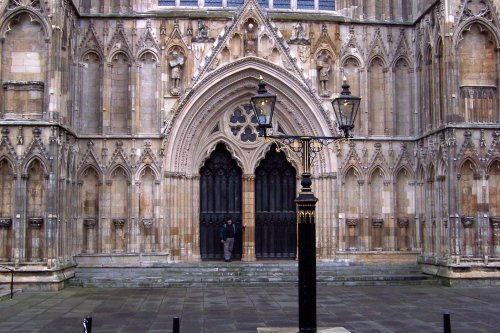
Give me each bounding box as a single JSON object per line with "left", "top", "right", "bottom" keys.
{"left": 0, "top": 285, "right": 499, "bottom": 332}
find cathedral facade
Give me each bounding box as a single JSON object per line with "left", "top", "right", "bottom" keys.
{"left": 0, "top": 0, "right": 499, "bottom": 289}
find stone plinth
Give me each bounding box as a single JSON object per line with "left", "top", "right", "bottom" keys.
{"left": 257, "top": 328, "right": 351, "bottom": 333}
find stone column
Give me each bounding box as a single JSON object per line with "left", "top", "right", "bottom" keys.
{"left": 29, "top": 217, "right": 44, "bottom": 262}
{"left": 372, "top": 219, "right": 383, "bottom": 251}
{"left": 462, "top": 216, "right": 474, "bottom": 257}
{"left": 242, "top": 175, "right": 255, "bottom": 261}
{"left": 346, "top": 218, "right": 358, "bottom": 251}
{"left": 0, "top": 218, "right": 13, "bottom": 260}
{"left": 83, "top": 218, "right": 97, "bottom": 254}
{"left": 113, "top": 218, "right": 126, "bottom": 252}
{"left": 142, "top": 218, "right": 153, "bottom": 253}
{"left": 490, "top": 217, "right": 500, "bottom": 256}
{"left": 397, "top": 218, "right": 409, "bottom": 251}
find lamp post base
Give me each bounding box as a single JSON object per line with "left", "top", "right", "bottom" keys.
{"left": 257, "top": 327, "right": 351, "bottom": 333}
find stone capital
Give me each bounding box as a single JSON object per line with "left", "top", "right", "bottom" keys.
{"left": 372, "top": 219, "right": 384, "bottom": 228}
{"left": 83, "top": 218, "right": 97, "bottom": 229}
{"left": 0, "top": 218, "right": 13, "bottom": 228}
{"left": 29, "top": 217, "right": 44, "bottom": 229}
{"left": 113, "top": 218, "right": 126, "bottom": 228}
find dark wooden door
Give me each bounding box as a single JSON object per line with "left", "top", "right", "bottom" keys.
{"left": 200, "top": 143, "right": 243, "bottom": 260}
{"left": 255, "top": 146, "right": 297, "bottom": 259}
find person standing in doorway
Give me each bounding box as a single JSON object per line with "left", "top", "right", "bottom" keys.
{"left": 219, "top": 217, "right": 239, "bottom": 262}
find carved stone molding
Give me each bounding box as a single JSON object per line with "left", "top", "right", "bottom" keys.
{"left": 112, "top": 218, "right": 126, "bottom": 228}
{"left": 142, "top": 218, "right": 153, "bottom": 229}
{"left": 29, "top": 217, "right": 44, "bottom": 229}
{"left": 3, "top": 81, "right": 45, "bottom": 91}
{"left": 461, "top": 216, "right": 475, "bottom": 228}
{"left": 346, "top": 218, "right": 358, "bottom": 227}
{"left": 490, "top": 216, "right": 500, "bottom": 228}
{"left": 397, "top": 218, "right": 409, "bottom": 228}
{"left": 372, "top": 219, "right": 384, "bottom": 228}
{"left": 0, "top": 218, "right": 13, "bottom": 228}
{"left": 84, "top": 218, "right": 97, "bottom": 229}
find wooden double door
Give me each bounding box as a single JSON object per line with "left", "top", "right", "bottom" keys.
{"left": 200, "top": 144, "right": 296, "bottom": 260}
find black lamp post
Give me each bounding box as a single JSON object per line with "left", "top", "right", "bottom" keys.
{"left": 251, "top": 76, "right": 360, "bottom": 333}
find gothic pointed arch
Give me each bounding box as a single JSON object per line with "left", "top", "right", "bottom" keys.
{"left": 136, "top": 20, "right": 161, "bottom": 57}
{"left": 163, "top": 58, "right": 335, "bottom": 175}
{"left": 0, "top": 5, "right": 51, "bottom": 40}
{"left": 340, "top": 142, "right": 363, "bottom": 178}
{"left": 21, "top": 129, "right": 49, "bottom": 174}
{"left": 79, "top": 22, "right": 104, "bottom": 59}
{"left": 367, "top": 28, "right": 390, "bottom": 66}
{"left": 134, "top": 142, "right": 161, "bottom": 181}
{"left": 391, "top": 28, "right": 413, "bottom": 68}
{"left": 453, "top": 0, "right": 500, "bottom": 47}
{"left": 340, "top": 26, "right": 365, "bottom": 65}
{"left": 106, "top": 142, "right": 132, "bottom": 177}
{"left": 188, "top": 0, "right": 311, "bottom": 92}
{"left": 0, "top": 130, "right": 17, "bottom": 168}
{"left": 77, "top": 142, "right": 103, "bottom": 179}
{"left": 107, "top": 21, "right": 133, "bottom": 61}
{"left": 456, "top": 131, "right": 481, "bottom": 171}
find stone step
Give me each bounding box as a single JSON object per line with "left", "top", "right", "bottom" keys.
{"left": 69, "top": 262, "right": 439, "bottom": 288}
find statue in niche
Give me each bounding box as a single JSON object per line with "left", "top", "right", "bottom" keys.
{"left": 317, "top": 52, "right": 331, "bottom": 96}
{"left": 192, "top": 20, "right": 214, "bottom": 43}
{"left": 169, "top": 50, "right": 184, "bottom": 96}
{"left": 289, "top": 22, "right": 310, "bottom": 45}
{"left": 244, "top": 21, "right": 257, "bottom": 56}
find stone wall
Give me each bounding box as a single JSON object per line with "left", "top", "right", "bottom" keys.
{"left": 0, "top": 0, "right": 499, "bottom": 286}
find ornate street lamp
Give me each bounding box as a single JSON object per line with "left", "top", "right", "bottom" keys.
{"left": 251, "top": 76, "right": 360, "bottom": 333}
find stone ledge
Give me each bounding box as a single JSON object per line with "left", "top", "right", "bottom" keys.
{"left": 0, "top": 264, "right": 75, "bottom": 291}
{"left": 257, "top": 327, "right": 351, "bottom": 333}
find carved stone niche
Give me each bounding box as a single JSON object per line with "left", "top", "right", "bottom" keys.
{"left": 461, "top": 216, "right": 475, "bottom": 228}
{"left": 0, "top": 218, "right": 13, "bottom": 228}
{"left": 112, "top": 218, "right": 126, "bottom": 228}
{"left": 372, "top": 219, "right": 384, "bottom": 228}
{"left": 83, "top": 218, "right": 97, "bottom": 229}
{"left": 397, "top": 218, "right": 409, "bottom": 228}
{"left": 28, "top": 217, "right": 44, "bottom": 229}
{"left": 142, "top": 218, "right": 154, "bottom": 229}
{"left": 346, "top": 218, "right": 358, "bottom": 227}
{"left": 490, "top": 216, "right": 500, "bottom": 228}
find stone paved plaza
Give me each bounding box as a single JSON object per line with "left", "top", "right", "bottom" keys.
{"left": 0, "top": 285, "right": 499, "bottom": 333}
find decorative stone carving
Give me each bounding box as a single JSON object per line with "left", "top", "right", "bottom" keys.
{"left": 372, "top": 219, "right": 384, "bottom": 228}
{"left": 84, "top": 218, "right": 97, "bottom": 229}
{"left": 29, "top": 217, "right": 44, "bottom": 228}
{"left": 191, "top": 20, "right": 214, "bottom": 43}
{"left": 142, "top": 218, "right": 154, "bottom": 229}
{"left": 461, "top": 216, "right": 475, "bottom": 228}
{"left": 490, "top": 217, "right": 500, "bottom": 228}
{"left": 113, "top": 218, "right": 126, "bottom": 228}
{"left": 244, "top": 20, "right": 258, "bottom": 56}
{"left": 397, "top": 218, "right": 409, "bottom": 228}
{"left": 288, "top": 22, "right": 310, "bottom": 45}
{"left": 0, "top": 218, "right": 13, "bottom": 228}
{"left": 346, "top": 218, "right": 358, "bottom": 227}
{"left": 3, "top": 81, "right": 45, "bottom": 91}
{"left": 169, "top": 50, "right": 184, "bottom": 96}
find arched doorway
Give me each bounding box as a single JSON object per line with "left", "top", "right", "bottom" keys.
{"left": 255, "top": 146, "right": 297, "bottom": 259}
{"left": 200, "top": 143, "right": 243, "bottom": 260}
